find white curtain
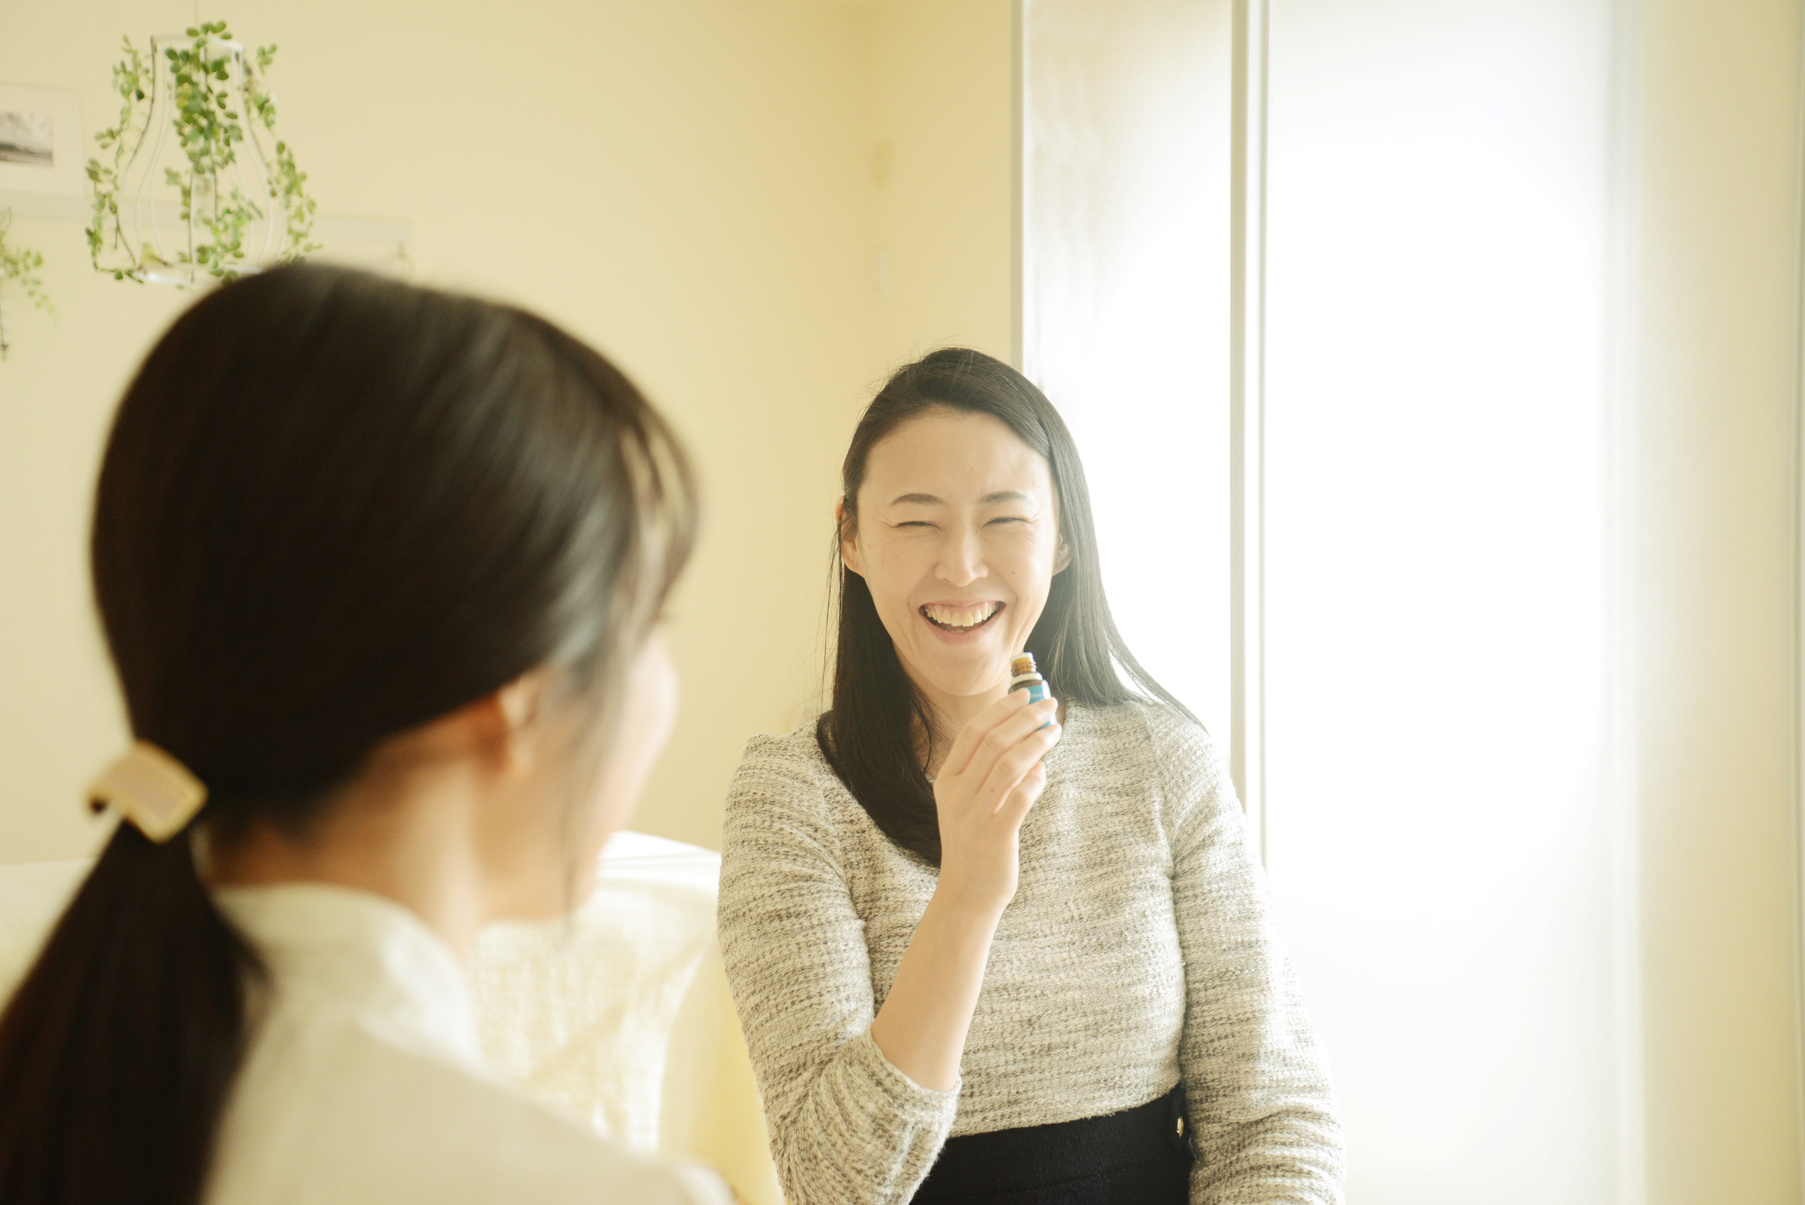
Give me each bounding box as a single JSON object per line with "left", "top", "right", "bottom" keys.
{"left": 1022, "top": 2, "right": 1632, "bottom": 1200}
{"left": 1020, "top": 0, "right": 1235, "bottom": 745}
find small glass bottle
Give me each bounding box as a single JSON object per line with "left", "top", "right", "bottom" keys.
{"left": 1009, "top": 652, "right": 1050, "bottom": 704}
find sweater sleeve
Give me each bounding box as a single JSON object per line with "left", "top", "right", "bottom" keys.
{"left": 716, "top": 734, "right": 959, "bottom": 1205}
{"left": 1146, "top": 707, "right": 1346, "bottom": 1205}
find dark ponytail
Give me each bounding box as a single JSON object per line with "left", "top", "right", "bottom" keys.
{"left": 818, "top": 347, "right": 1195, "bottom": 866}
{"left": 0, "top": 264, "right": 695, "bottom": 1205}
{"left": 0, "top": 830, "right": 254, "bottom": 1203}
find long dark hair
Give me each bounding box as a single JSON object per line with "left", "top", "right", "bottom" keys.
{"left": 0, "top": 264, "right": 696, "bottom": 1205}
{"left": 817, "top": 347, "right": 1194, "bottom": 865}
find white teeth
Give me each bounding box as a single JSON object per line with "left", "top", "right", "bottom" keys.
{"left": 923, "top": 602, "right": 1001, "bottom": 630}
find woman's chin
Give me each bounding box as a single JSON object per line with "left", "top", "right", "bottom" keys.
{"left": 908, "top": 651, "right": 1011, "bottom": 702}
{"left": 891, "top": 617, "right": 1025, "bottom": 702}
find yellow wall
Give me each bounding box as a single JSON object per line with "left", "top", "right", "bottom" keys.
{"left": 870, "top": 0, "right": 1017, "bottom": 367}
{"left": 1631, "top": 1, "right": 1803, "bottom": 1199}
{"left": 0, "top": 0, "right": 1014, "bottom": 862}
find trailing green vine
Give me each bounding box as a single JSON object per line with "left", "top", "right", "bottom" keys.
{"left": 87, "top": 22, "right": 317, "bottom": 283}
{"left": 86, "top": 36, "right": 147, "bottom": 281}
{"left": 0, "top": 209, "right": 53, "bottom": 361}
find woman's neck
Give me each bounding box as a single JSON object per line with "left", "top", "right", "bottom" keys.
{"left": 911, "top": 679, "right": 1009, "bottom": 779}
{"left": 207, "top": 763, "right": 492, "bottom": 959}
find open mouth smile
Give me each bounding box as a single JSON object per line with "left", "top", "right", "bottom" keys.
{"left": 920, "top": 601, "right": 1004, "bottom": 633}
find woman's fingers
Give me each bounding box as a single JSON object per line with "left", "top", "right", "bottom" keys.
{"left": 977, "top": 720, "right": 1061, "bottom": 814}
{"left": 942, "top": 689, "right": 1035, "bottom": 781}
{"left": 995, "top": 761, "right": 1048, "bottom": 828}
{"left": 947, "top": 694, "right": 1059, "bottom": 787}
{"left": 931, "top": 695, "right": 1059, "bottom": 914}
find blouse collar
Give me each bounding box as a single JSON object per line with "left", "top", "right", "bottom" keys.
{"left": 213, "top": 882, "right": 483, "bottom": 1067}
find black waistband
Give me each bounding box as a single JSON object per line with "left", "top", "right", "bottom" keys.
{"left": 912, "top": 1083, "right": 1193, "bottom": 1202}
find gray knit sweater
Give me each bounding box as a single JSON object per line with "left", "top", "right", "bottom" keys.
{"left": 717, "top": 700, "right": 1343, "bottom": 1205}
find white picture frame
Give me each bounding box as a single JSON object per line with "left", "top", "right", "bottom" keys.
{"left": 0, "top": 84, "right": 83, "bottom": 197}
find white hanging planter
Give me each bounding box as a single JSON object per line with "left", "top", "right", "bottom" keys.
{"left": 86, "top": 22, "right": 317, "bottom": 286}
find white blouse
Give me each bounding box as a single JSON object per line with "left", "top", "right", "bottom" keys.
{"left": 205, "top": 883, "right": 730, "bottom": 1205}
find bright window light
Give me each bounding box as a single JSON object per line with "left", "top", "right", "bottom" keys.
{"left": 1024, "top": 1, "right": 1629, "bottom": 1200}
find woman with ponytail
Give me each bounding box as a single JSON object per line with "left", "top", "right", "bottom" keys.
{"left": 0, "top": 264, "right": 727, "bottom": 1205}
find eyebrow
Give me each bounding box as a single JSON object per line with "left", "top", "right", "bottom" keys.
{"left": 889, "top": 490, "right": 1033, "bottom": 507}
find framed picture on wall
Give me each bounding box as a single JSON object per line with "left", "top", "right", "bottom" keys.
{"left": 0, "top": 84, "right": 83, "bottom": 196}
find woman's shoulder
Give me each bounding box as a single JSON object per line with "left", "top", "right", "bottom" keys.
{"left": 411, "top": 1054, "right": 728, "bottom": 1204}
{"left": 737, "top": 715, "right": 829, "bottom": 770}
{"left": 382, "top": 1043, "right": 722, "bottom": 1202}
{"left": 215, "top": 1011, "right": 726, "bottom": 1204}
{"left": 722, "top": 716, "right": 861, "bottom": 850}
{"left": 1065, "top": 697, "right": 1230, "bottom": 816}
{"left": 728, "top": 716, "right": 833, "bottom": 803}
{"left": 1067, "top": 696, "right": 1216, "bottom": 762}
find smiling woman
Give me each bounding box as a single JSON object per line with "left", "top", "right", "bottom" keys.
{"left": 817, "top": 350, "right": 1191, "bottom": 864}
{"left": 716, "top": 348, "right": 1343, "bottom": 1205}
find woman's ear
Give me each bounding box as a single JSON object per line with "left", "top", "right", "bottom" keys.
{"left": 837, "top": 497, "right": 865, "bottom": 577}
{"left": 495, "top": 675, "right": 544, "bottom": 734}
{"left": 1053, "top": 538, "right": 1073, "bottom": 575}
{"left": 457, "top": 671, "right": 549, "bottom": 774}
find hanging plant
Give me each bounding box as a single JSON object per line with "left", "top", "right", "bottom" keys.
{"left": 87, "top": 22, "right": 318, "bottom": 286}
{"left": 0, "top": 209, "right": 53, "bottom": 361}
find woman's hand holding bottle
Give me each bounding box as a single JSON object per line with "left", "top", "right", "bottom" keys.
{"left": 931, "top": 690, "right": 1063, "bottom": 914}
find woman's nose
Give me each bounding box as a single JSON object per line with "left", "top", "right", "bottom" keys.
{"left": 935, "top": 528, "right": 985, "bottom": 585}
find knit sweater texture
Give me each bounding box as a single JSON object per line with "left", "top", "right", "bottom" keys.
{"left": 717, "top": 700, "right": 1344, "bottom": 1205}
